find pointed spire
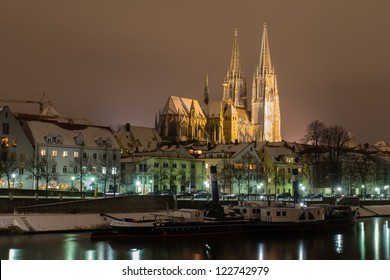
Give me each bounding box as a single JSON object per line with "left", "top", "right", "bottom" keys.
{"left": 204, "top": 71, "right": 209, "bottom": 105}
{"left": 229, "top": 28, "right": 240, "bottom": 76}
{"left": 259, "top": 22, "right": 272, "bottom": 75}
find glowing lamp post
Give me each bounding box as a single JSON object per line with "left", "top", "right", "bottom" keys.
{"left": 136, "top": 180, "right": 141, "bottom": 194}
{"left": 257, "top": 183, "right": 263, "bottom": 194}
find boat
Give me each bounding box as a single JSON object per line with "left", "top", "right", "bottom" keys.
{"left": 91, "top": 208, "right": 250, "bottom": 240}
{"left": 318, "top": 204, "right": 357, "bottom": 228}
{"left": 230, "top": 201, "right": 328, "bottom": 232}
{"left": 90, "top": 201, "right": 358, "bottom": 240}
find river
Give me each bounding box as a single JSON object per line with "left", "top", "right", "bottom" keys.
{"left": 0, "top": 217, "right": 389, "bottom": 260}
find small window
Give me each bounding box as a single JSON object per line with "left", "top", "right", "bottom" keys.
{"left": 11, "top": 139, "right": 17, "bottom": 147}
{"left": 276, "top": 212, "right": 281, "bottom": 216}
{"left": 55, "top": 134, "right": 63, "bottom": 144}
{"left": 74, "top": 151, "right": 79, "bottom": 158}
{"left": 163, "top": 163, "right": 169, "bottom": 168}
{"left": 154, "top": 162, "right": 159, "bottom": 168}
{"left": 266, "top": 211, "right": 271, "bottom": 216}
{"left": 51, "top": 150, "right": 57, "bottom": 157}
{"left": 182, "top": 164, "right": 186, "bottom": 169}
{"left": 172, "top": 163, "right": 177, "bottom": 168}
{"left": 63, "top": 166, "right": 68, "bottom": 173}
{"left": 282, "top": 212, "right": 286, "bottom": 216}
{"left": 40, "top": 149, "right": 46, "bottom": 156}
{"left": 63, "top": 151, "right": 68, "bottom": 157}
{"left": 2, "top": 123, "right": 10, "bottom": 134}
{"left": 46, "top": 136, "right": 53, "bottom": 143}
{"left": 105, "top": 138, "right": 112, "bottom": 147}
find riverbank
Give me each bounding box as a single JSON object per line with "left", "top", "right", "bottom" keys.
{"left": 2, "top": 204, "right": 390, "bottom": 234}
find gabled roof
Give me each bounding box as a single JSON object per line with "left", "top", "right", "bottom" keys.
{"left": 23, "top": 120, "right": 119, "bottom": 149}
{"left": 262, "top": 144, "right": 300, "bottom": 165}
{"left": 161, "top": 96, "right": 205, "bottom": 118}
{"left": 202, "top": 142, "right": 254, "bottom": 158}
{"left": 116, "top": 124, "right": 162, "bottom": 153}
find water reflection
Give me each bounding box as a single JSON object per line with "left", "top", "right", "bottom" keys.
{"left": 1, "top": 217, "right": 389, "bottom": 260}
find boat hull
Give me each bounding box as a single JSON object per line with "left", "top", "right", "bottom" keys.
{"left": 115, "top": 221, "right": 249, "bottom": 236}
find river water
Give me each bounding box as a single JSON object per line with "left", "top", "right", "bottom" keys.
{"left": 0, "top": 217, "right": 389, "bottom": 260}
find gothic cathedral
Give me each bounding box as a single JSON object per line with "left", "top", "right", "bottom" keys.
{"left": 157, "top": 24, "right": 281, "bottom": 144}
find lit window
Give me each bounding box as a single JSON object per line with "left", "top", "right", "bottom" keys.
{"left": 40, "top": 149, "right": 46, "bottom": 156}
{"left": 1, "top": 137, "right": 9, "bottom": 148}
{"left": 112, "top": 167, "right": 117, "bottom": 175}
{"left": 63, "top": 151, "right": 68, "bottom": 157}
{"left": 51, "top": 150, "right": 57, "bottom": 157}
{"left": 11, "top": 139, "right": 17, "bottom": 147}
{"left": 102, "top": 167, "right": 106, "bottom": 174}
{"left": 74, "top": 151, "right": 79, "bottom": 158}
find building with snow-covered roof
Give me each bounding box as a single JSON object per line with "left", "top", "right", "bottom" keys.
{"left": 0, "top": 105, "right": 122, "bottom": 193}
{"left": 0, "top": 106, "right": 34, "bottom": 189}
{"left": 121, "top": 145, "right": 205, "bottom": 194}
{"left": 18, "top": 116, "right": 121, "bottom": 192}
{"left": 156, "top": 96, "right": 208, "bottom": 143}
{"left": 115, "top": 123, "right": 162, "bottom": 156}
{"left": 199, "top": 142, "right": 260, "bottom": 194}
{"left": 258, "top": 141, "right": 303, "bottom": 196}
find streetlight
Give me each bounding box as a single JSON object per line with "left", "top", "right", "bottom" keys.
{"left": 204, "top": 180, "right": 210, "bottom": 192}
{"left": 300, "top": 185, "right": 306, "bottom": 197}
{"left": 149, "top": 179, "right": 153, "bottom": 194}
{"left": 136, "top": 180, "right": 141, "bottom": 194}
{"left": 11, "top": 173, "right": 16, "bottom": 188}
{"left": 257, "top": 183, "right": 263, "bottom": 194}
{"left": 71, "top": 176, "right": 75, "bottom": 190}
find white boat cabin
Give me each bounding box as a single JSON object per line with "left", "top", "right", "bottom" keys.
{"left": 230, "top": 202, "right": 325, "bottom": 223}
{"left": 167, "top": 209, "right": 204, "bottom": 222}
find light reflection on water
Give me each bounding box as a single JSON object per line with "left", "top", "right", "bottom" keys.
{"left": 1, "top": 217, "right": 389, "bottom": 260}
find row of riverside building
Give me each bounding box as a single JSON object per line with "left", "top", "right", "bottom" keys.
{"left": 2, "top": 24, "right": 390, "bottom": 197}
{"left": 1, "top": 104, "right": 390, "bottom": 197}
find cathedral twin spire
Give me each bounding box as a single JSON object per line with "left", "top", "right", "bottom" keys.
{"left": 205, "top": 23, "right": 281, "bottom": 143}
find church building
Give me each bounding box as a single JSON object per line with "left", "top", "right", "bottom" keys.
{"left": 157, "top": 23, "right": 281, "bottom": 145}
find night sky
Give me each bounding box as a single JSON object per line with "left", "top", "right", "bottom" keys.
{"left": 1, "top": 0, "right": 390, "bottom": 145}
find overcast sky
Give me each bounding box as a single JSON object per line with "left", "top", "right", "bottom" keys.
{"left": 1, "top": 0, "right": 390, "bottom": 145}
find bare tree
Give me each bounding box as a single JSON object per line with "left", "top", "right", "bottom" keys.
{"left": 24, "top": 153, "right": 46, "bottom": 190}
{"left": 321, "top": 125, "right": 350, "bottom": 194}
{"left": 351, "top": 144, "right": 376, "bottom": 195}
{"left": 217, "top": 158, "right": 233, "bottom": 194}
{"left": 41, "top": 156, "right": 57, "bottom": 197}
{"left": 302, "top": 120, "right": 326, "bottom": 189}
{"left": 0, "top": 151, "right": 18, "bottom": 189}
{"left": 70, "top": 149, "right": 89, "bottom": 198}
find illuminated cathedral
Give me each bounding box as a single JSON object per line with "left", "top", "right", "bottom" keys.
{"left": 156, "top": 23, "right": 281, "bottom": 144}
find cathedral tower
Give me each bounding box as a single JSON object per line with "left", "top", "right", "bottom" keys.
{"left": 223, "top": 29, "right": 248, "bottom": 110}
{"left": 251, "top": 23, "right": 281, "bottom": 142}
